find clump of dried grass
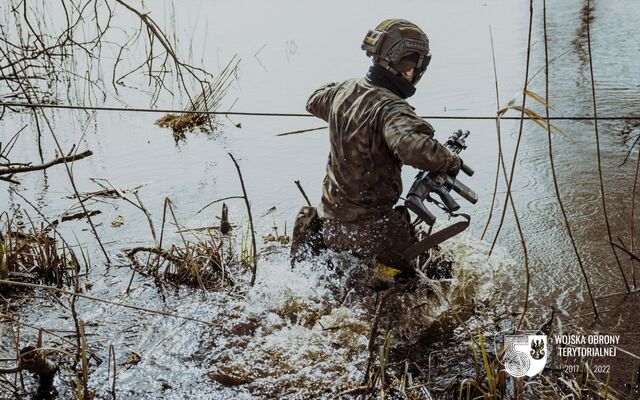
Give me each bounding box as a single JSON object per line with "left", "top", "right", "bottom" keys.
{"left": 155, "top": 113, "right": 210, "bottom": 138}
{"left": 0, "top": 211, "right": 79, "bottom": 292}
{"left": 155, "top": 56, "right": 240, "bottom": 139}
{"left": 126, "top": 230, "right": 235, "bottom": 291}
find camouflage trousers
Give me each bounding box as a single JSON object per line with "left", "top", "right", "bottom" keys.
{"left": 322, "top": 206, "right": 418, "bottom": 272}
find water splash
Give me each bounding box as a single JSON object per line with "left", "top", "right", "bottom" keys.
{"left": 181, "top": 230, "right": 517, "bottom": 398}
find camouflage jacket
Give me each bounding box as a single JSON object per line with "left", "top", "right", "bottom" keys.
{"left": 307, "top": 78, "right": 460, "bottom": 222}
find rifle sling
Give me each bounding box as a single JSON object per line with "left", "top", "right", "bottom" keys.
{"left": 402, "top": 214, "right": 470, "bottom": 260}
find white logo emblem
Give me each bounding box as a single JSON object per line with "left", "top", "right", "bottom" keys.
{"left": 502, "top": 335, "right": 548, "bottom": 377}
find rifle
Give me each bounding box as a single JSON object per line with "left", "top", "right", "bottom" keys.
{"left": 402, "top": 129, "right": 478, "bottom": 260}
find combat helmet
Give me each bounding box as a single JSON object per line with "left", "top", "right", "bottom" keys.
{"left": 361, "top": 19, "right": 431, "bottom": 85}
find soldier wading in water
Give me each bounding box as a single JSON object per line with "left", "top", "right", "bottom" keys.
{"left": 292, "top": 19, "right": 463, "bottom": 281}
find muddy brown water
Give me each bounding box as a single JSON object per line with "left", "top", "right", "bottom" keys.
{"left": 1, "top": 0, "right": 639, "bottom": 398}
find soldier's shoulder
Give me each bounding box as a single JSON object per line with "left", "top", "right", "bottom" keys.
{"left": 357, "top": 79, "right": 410, "bottom": 106}
{"left": 380, "top": 96, "right": 415, "bottom": 117}
{"left": 340, "top": 78, "right": 364, "bottom": 90}
{"left": 377, "top": 97, "right": 429, "bottom": 128}
{"left": 320, "top": 78, "right": 359, "bottom": 95}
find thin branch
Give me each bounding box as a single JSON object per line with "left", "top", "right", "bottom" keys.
{"left": 39, "top": 110, "right": 110, "bottom": 263}
{"left": 276, "top": 126, "right": 327, "bottom": 137}
{"left": 543, "top": 0, "right": 598, "bottom": 318}
{"left": 228, "top": 153, "right": 258, "bottom": 286}
{"left": 585, "top": 0, "right": 630, "bottom": 293}
{"left": 480, "top": 26, "right": 502, "bottom": 242}
{"left": 294, "top": 180, "right": 312, "bottom": 207}
{"left": 631, "top": 145, "right": 640, "bottom": 288}
{"left": 0, "top": 150, "right": 92, "bottom": 176}
{"left": 197, "top": 196, "right": 244, "bottom": 214}
{"left": 0, "top": 176, "right": 20, "bottom": 184}
{"left": 487, "top": 0, "right": 534, "bottom": 330}
{"left": 611, "top": 239, "right": 640, "bottom": 263}
{"left": 0, "top": 279, "right": 218, "bottom": 327}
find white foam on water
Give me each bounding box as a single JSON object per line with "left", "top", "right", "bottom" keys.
{"left": 179, "top": 230, "right": 517, "bottom": 398}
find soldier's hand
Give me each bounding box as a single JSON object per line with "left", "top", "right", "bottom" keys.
{"left": 447, "top": 154, "right": 462, "bottom": 178}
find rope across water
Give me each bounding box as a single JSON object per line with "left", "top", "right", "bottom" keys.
{"left": 2, "top": 101, "right": 639, "bottom": 121}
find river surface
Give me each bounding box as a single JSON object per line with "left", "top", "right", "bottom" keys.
{"left": 1, "top": 0, "right": 639, "bottom": 398}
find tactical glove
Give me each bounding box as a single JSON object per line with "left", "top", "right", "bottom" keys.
{"left": 448, "top": 154, "right": 462, "bottom": 178}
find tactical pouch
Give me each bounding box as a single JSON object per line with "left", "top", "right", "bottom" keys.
{"left": 290, "top": 206, "right": 326, "bottom": 264}
{"left": 361, "top": 29, "right": 386, "bottom": 57}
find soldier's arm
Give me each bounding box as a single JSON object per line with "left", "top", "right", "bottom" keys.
{"left": 306, "top": 82, "right": 341, "bottom": 122}
{"left": 382, "top": 104, "right": 460, "bottom": 172}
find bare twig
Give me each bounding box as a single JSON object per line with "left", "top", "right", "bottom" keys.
{"left": 294, "top": 180, "right": 312, "bottom": 207}
{"left": 38, "top": 112, "right": 110, "bottom": 263}
{"left": 0, "top": 176, "right": 20, "bottom": 184}
{"left": 0, "top": 150, "right": 93, "bottom": 175}
{"left": 0, "top": 312, "right": 102, "bottom": 364}
{"left": 585, "top": 0, "right": 630, "bottom": 293}
{"left": 487, "top": 0, "right": 534, "bottom": 330}
{"left": 480, "top": 26, "right": 503, "bottom": 242}
{"left": 197, "top": 196, "right": 244, "bottom": 214}
{"left": 0, "top": 279, "right": 219, "bottom": 327}
{"left": 631, "top": 145, "right": 640, "bottom": 288}
{"left": 611, "top": 239, "right": 640, "bottom": 263}
{"left": 228, "top": 153, "right": 258, "bottom": 285}
{"left": 363, "top": 292, "right": 385, "bottom": 387}
{"left": 127, "top": 246, "right": 182, "bottom": 264}
{"left": 276, "top": 126, "right": 327, "bottom": 137}
{"left": 481, "top": 26, "right": 524, "bottom": 248}
{"left": 543, "top": 0, "right": 598, "bottom": 318}
{"left": 114, "top": 0, "right": 212, "bottom": 107}
{"left": 132, "top": 191, "right": 157, "bottom": 245}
